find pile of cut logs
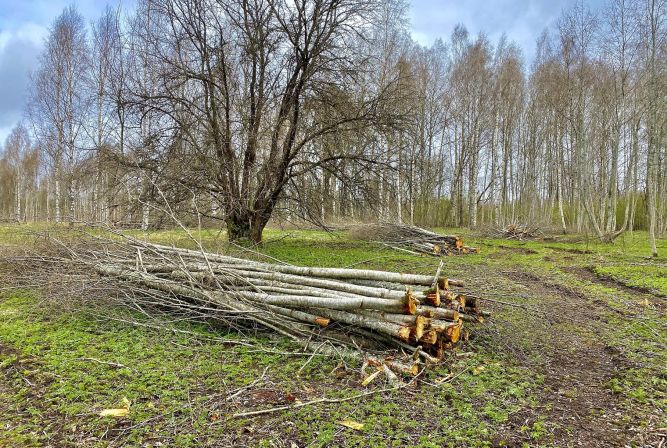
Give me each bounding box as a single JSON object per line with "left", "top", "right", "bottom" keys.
{"left": 492, "top": 223, "right": 541, "bottom": 240}
{"left": 33, "top": 234, "right": 487, "bottom": 376}
{"left": 352, "top": 223, "right": 479, "bottom": 256}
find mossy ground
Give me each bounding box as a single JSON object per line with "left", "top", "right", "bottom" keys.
{"left": 0, "top": 224, "right": 665, "bottom": 447}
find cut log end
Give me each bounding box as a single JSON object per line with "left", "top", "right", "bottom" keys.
{"left": 423, "top": 287, "right": 441, "bottom": 307}
{"left": 314, "top": 317, "right": 330, "bottom": 327}
{"left": 412, "top": 315, "right": 427, "bottom": 340}
{"left": 449, "top": 323, "right": 461, "bottom": 343}
{"left": 441, "top": 290, "right": 456, "bottom": 304}
{"left": 403, "top": 291, "right": 417, "bottom": 315}
{"left": 442, "top": 320, "right": 462, "bottom": 343}
{"left": 456, "top": 294, "right": 466, "bottom": 308}
{"left": 419, "top": 329, "right": 438, "bottom": 345}
{"left": 398, "top": 326, "right": 411, "bottom": 342}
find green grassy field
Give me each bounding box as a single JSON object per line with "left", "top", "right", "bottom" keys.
{"left": 0, "top": 224, "right": 665, "bottom": 447}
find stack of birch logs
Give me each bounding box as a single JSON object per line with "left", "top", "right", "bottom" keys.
{"left": 488, "top": 223, "right": 542, "bottom": 240}
{"left": 49, "top": 235, "right": 487, "bottom": 375}
{"left": 351, "top": 223, "right": 479, "bottom": 256}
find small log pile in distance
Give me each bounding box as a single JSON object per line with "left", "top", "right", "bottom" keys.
{"left": 481, "top": 223, "right": 544, "bottom": 241}
{"left": 350, "top": 223, "right": 479, "bottom": 256}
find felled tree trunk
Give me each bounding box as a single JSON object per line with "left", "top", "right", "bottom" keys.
{"left": 139, "top": 241, "right": 459, "bottom": 287}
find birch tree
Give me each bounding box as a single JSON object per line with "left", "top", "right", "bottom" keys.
{"left": 29, "top": 5, "right": 90, "bottom": 224}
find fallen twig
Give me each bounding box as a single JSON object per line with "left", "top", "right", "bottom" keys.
{"left": 230, "top": 371, "right": 424, "bottom": 419}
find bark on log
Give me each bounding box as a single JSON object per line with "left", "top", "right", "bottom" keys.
{"left": 303, "top": 308, "right": 412, "bottom": 341}
{"left": 138, "top": 242, "right": 459, "bottom": 287}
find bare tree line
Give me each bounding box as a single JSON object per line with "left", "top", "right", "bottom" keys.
{"left": 0, "top": 0, "right": 664, "bottom": 252}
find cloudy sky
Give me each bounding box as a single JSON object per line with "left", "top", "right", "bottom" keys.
{"left": 0, "top": 0, "right": 604, "bottom": 144}
{"left": 0, "top": 0, "right": 113, "bottom": 143}
{"left": 410, "top": 0, "right": 604, "bottom": 56}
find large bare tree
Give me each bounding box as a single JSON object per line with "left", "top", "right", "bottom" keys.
{"left": 120, "top": 0, "right": 395, "bottom": 241}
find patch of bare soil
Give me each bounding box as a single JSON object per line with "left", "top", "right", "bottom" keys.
{"left": 508, "top": 270, "right": 588, "bottom": 303}
{"left": 567, "top": 266, "right": 667, "bottom": 313}
{"left": 498, "top": 269, "right": 636, "bottom": 447}
{"left": 488, "top": 246, "right": 538, "bottom": 260}
{"left": 498, "top": 245, "right": 539, "bottom": 255}
{"left": 546, "top": 246, "right": 594, "bottom": 255}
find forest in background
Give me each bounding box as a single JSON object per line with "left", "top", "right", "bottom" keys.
{"left": 0, "top": 0, "right": 665, "bottom": 252}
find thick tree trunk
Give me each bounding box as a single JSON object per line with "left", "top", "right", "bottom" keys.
{"left": 226, "top": 209, "right": 269, "bottom": 243}
{"left": 226, "top": 213, "right": 251, "bottom": 241}
{"left": 250, "top": 215, "right": 266, "bottom": 243}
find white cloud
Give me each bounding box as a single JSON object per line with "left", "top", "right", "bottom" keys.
{"left": 0, "top": 1, "right": 100, "bottom": 142}
{"left": 13, "top": 22, "right": 49, "bottom": 46}
{"left": 0, "top": 22, "right": 47, "bottom": 52}
{"left": 0, "top": 23, "right": 45, "bottom": 135}
{"left": 411, "top": 31, "right": 432, "bottom": 46}
{"left": 409, "top": 0, "right": 605, "bottom": 63}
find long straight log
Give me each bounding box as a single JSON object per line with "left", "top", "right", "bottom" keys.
{"left": 144, "top": 262, "right": 423, "bottom": 301}
{"left": 262, "top": 304, "right": 330, "bottom": 327}
{"left": 235, "top": 291, "right": 415, "bottom": 314}
{"left": 357, "top": 310, "right": 421, "bottom": 326}
{"left": 224, "top": 268, "right": 423, "bottom": 301}
{"left": 166, "top": 271, "right": 366, "bottom": 299}
{"left": 303, "top": 307, "right": 412, "bottom": 342}
{"left": 359, "top": 314, "right": 432, "bottom": 341}
{"left": 415, "top": 306, "right": 459, "bottom": 321}
{"left": 159, "top": 269, "right": 416, "bottom": 314}
{"left": 137, "top": 242, "right": 458, "bottom": 287}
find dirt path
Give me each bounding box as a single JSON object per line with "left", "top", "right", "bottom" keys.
{"left": 567, "top": 266, "right": 667, "bottom": 313}
{"left": 451, "top": 262, "right": 640, "bottom": 447}
{"left": 506, "top": 270, "right": 633, "bottom": 447}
